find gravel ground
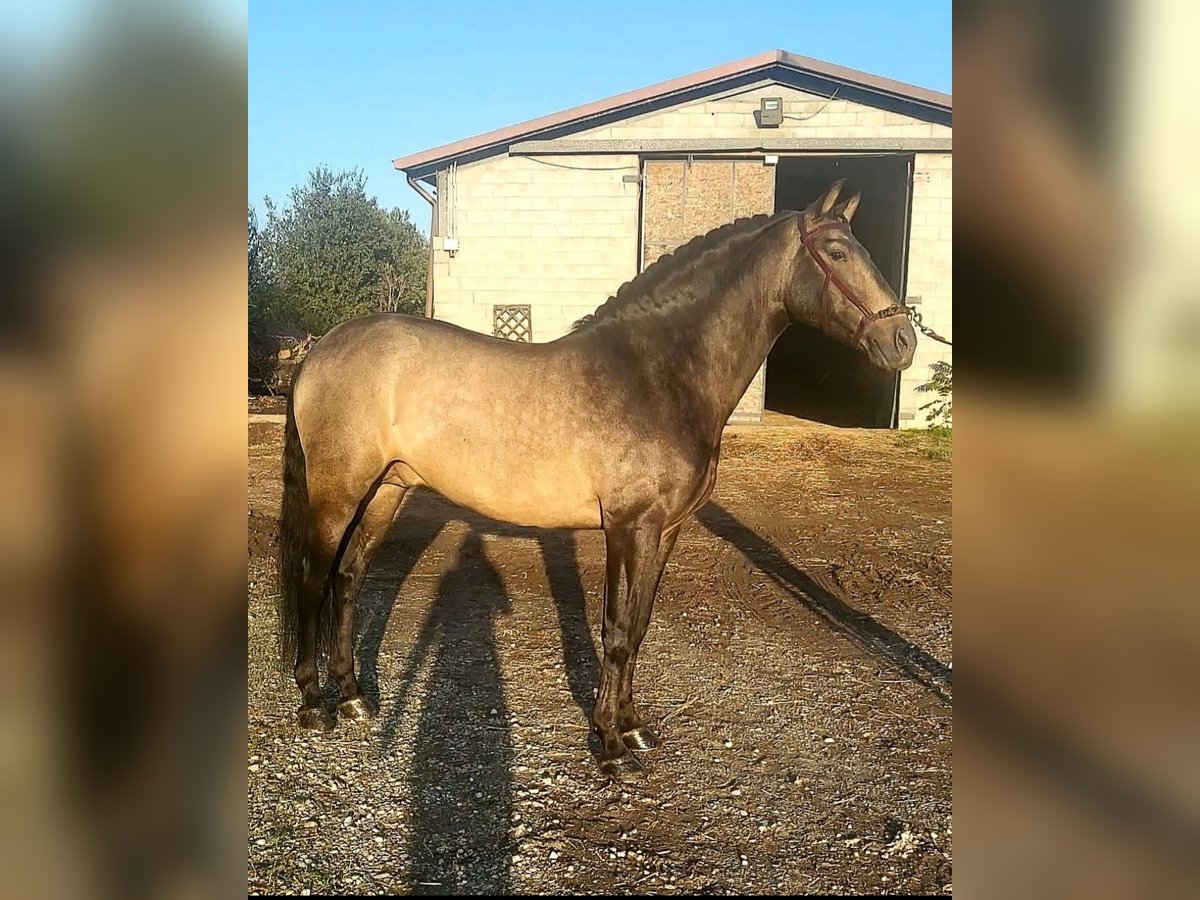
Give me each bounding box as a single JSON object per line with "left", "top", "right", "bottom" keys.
{"left": 248, "top": 419, "right": 952, "bottom": 895}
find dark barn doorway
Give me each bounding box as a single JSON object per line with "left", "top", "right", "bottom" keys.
{"left": 769, "top": 155, "right": 913, "bottom": 427}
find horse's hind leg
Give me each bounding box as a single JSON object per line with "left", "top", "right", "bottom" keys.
{"left": 295, "top": 499, "right": 358, "bottom": 731}
{"left": 329, "top": 479, "right": 409, "bottom": 722}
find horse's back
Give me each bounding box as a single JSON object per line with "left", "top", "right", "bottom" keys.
{"left": 292, "top": 314, "right": 606, "bottom": 528}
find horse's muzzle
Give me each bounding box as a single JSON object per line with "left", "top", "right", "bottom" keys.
{"left": 865, "top": 317, "right": 917, "bottom": 370}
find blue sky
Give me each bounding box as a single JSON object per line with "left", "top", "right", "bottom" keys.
{"left": 249, "top": 0, "right": 951, "bottom": 228}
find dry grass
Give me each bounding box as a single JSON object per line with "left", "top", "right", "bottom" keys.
{"left": 893, "top": 427, "right": 953, "bottom": 463}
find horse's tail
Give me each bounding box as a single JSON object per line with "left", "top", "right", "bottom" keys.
{"left": 277, "top": 390, "right": 310, "bottom": 675}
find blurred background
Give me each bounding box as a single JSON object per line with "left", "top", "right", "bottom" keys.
{"left": 0, "top": 0, "right": 1198, "bottom": 896}
{"left": 0, "top": 2, "right": 246, "bottom": 898}
{"left": 955, "top": 0, "right": 1200, "bottom": 895}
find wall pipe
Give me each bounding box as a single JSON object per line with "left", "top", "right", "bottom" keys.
{"left": 406, "top": 173, "right": 437, "bottom": 318}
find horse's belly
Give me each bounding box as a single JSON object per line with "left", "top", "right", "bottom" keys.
{"left": 443, "top": 482, "right": 601, "bottom": 530}
{"left": 403, "top": 439, "right": 602, "bottom": 530}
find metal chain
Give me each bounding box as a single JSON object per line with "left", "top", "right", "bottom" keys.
{"left": 907, "top": 306, "right": 953, "bottom": 346}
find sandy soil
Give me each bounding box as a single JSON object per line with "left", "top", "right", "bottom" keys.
{"left": 247, "top": 418, "right": 952, "bottom": 895}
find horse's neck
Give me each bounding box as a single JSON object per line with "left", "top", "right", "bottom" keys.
{"left": 663, "top": 237, "right": 793, "bottom": 431}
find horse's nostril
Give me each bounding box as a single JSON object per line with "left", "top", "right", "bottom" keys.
{"left": 896, "top": 329, "right": 911, "bottom": 353}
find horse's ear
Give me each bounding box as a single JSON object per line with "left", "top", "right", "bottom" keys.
{"left": 817, "top": 178, "right": 847, "bottom": 215}
{"left": 831, "top": 191, "right": 861, "bottom": 222}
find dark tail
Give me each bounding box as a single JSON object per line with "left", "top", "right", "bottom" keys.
{"left": 277, "top": 391, "right": 320, "bottom": 675}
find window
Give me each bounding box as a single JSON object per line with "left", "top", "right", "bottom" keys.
{"left": 493, "top": 305, "right": 532, "bottom": 342}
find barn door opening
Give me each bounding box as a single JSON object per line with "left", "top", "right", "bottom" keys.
{"left": 768, "top": 155, "right": 913, "bottom": 427}
{"left": 641, "top": 157, "right": 775, "bottom": 422}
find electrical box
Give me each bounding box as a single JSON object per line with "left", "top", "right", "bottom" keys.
{"left": 759, "top": 97, "right": 783, "bottom": 127}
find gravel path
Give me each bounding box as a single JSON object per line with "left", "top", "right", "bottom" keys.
{"left": 248, "top": 421, "right": 952, "bottom": 894}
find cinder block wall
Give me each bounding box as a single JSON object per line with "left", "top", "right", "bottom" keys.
{"left": 564, "top": 82, "right": 951, "bottom": 143}
{"left": 430, "top": 154, "right": 640, "bottom": 340}
{"left": 898, "top": 152, "right": 953, "bottom": 429}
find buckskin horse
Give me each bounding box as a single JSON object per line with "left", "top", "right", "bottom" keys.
{"left": 277, "top": 179, "right": 916, "bottom": 778}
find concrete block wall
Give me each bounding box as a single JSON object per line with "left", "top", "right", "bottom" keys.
{"left": 430, "top": 154, "right": 640, "bottom": 340}
{"left": 898, "top": 152, "right": 953, "bottom": 428}
{"left": 565, "top": 82, "right": 952, "bottom": 143}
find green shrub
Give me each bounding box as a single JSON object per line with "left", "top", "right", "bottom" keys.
{"left": 915, "top": 360, "right": 952, "bottom": 428}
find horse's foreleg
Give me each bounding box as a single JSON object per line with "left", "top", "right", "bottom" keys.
{"left": 596, "top": 509, "right": 665, "bottom": 779}
{"left": 615, "top": 521, "right": 681, "bottom": 751}
{"left": 328, "top": 483, "right": 409, "bottom": 722}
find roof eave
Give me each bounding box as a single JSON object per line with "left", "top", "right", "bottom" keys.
{"left": 392, "top": 49, "right": 950, "bottom": 176}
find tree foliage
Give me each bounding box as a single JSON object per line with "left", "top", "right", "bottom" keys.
{"left": 915, "top": 360, "right": 953, "bottom": 428}
{"left": 248, "top": 206, "right": 278, "bottom": 391}
{"left": 259, "top": 167, "right": 426, "bottom": 335}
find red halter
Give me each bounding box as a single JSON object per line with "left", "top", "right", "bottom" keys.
{"left": 799, "top": 221, "right": 909, "bottom": 347}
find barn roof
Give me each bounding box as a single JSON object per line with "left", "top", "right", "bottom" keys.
{"left": 392, "top": 49, "right": 951, "bottom": 178}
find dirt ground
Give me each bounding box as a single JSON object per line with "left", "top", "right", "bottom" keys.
{"left": 247, "top": 416, "right": 952, "bottom": 895}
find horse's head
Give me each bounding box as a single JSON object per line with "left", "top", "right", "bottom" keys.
{"left": 785, "top": 179, "right": 916, "bottom": 371}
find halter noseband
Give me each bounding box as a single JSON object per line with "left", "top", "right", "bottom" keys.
{"left": 799, "top": 221, "right": 909, "bottom": 347}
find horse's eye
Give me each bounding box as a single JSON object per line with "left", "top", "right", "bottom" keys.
{"left": 830, "top": 249, "right": 847, "bottom": 262}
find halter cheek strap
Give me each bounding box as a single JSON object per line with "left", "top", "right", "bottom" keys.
{"left": 799, "top": 221, "right": 908, "bottom": 346}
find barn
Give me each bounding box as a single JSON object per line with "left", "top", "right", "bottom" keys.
{"left": 393, "top": 50, "right": 951, "bottom": 427}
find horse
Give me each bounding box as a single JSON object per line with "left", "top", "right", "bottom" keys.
{"left": 276, "top": 178, "right": 917, "bottom": 778}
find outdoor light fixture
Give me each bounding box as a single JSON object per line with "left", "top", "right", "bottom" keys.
{"left": 758, "top": 97, "right": 783, "bottom": 127}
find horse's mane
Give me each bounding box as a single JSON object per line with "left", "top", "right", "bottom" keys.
{"left": 570, "top": 209, "right": 798, "bottom": 332}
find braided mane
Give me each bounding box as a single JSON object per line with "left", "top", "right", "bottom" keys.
{"left": 570, "top": 210, "right": 798, "bottom": 331}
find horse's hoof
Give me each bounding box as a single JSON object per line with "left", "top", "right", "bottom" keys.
{"left": 338, "top": 695, "right": 376, "bottom": 723}
{"left": 297, "top": 705, "right": 335, "bottom": 732}
{"left": 622, "top": 725, "right": 662, "bottom": 752}
{"left": 599, "top": 751, "right": 646, "bottom": 782}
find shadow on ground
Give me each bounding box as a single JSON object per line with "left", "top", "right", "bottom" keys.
{"left": 696, "top": 501, "right": 952, "bottom": 702}
{"left": 343, "top": 491, "right": 951, "bottom": 893}
{"left": 353, "top": 491, "right": 599, "bottom": 893}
